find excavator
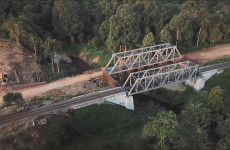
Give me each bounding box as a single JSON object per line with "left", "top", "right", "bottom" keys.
{"left": 0, "top": 73, "right": 8, "bottom": 84}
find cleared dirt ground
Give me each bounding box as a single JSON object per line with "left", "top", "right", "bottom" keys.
{"left": 183, "top": 44, "right": 230, "bottom": 64}
{"left": 0, "top": 71, "right": 103, "bottom": 105}
{"left": 0, "top": 40, "right": 46, "bottom": 84}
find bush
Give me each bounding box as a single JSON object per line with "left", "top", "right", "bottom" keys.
{"left": 30, "top": 96, "right": 51, "bottom": 106}
{"left": 3, "top": 92, "right": 23, "bottom": 106}
{"left": 47, "top": 118, "right": 70, "bottom": 146}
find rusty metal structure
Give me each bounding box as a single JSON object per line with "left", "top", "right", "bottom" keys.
{"left": 104, "top": 43, "right": 181, "bottom": 75}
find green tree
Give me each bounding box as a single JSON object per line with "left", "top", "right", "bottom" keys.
{"left": 160, "top": 27, "right": 173, "bottom": 44}
{"left": 52, "top": 0, "right": 84, "bottom": 43}
{"left": 47, "top": 118, "right": 70, "bottom": 146}
{"left": 218, "top": 5, "right": 230, "bottom": 41}
{"left": 142, "top": 32, "right": 155, "bottom": 47}
{"left": 138, "top": 0, "right": 160, "bottom": 33}
{"left": 133, "top": 141, "right": 145, "bottom": 150}
{"left": 43, "top": 37, "right": 62, "bottom": 73}
{"left": 217, "top": 135, "right": 230, "bottom": 150}
{"left": 144, "top": 111, "right": 178, "bottom": 150}
{"left": 2, "top": 17, "right": 25, "bottom": 48}
{"left": 97, "top": 20, "right": 110, "bottom": 46}
{"left": 196, "top": 9, "right": 212, "bottom": 45}
{"left": 209, "top": 24, "right": 223, "bottom": 43}
{"left": 168, "top": 14, "right": 193, "bottom": 47}
{"left": 217, "top": 115, "right": 230, "bottom": 150}
{"left": 170, "top": 103, "right": 212, "bottom": 150}
{"left": 3, "top": 92, "right": 23, "bottom": 106}
{"left": 96, "top": 0, "right": 120, "bottom": 19}
{"left": 217, "top": 116, "right": 230, "bottom": 138}
{"left": 106, "top": 4, "right": 142, "bottom": 52}
{"left": 28, "top": 34, "right": 43, "bottom": 58}
{"left": 207, "top": 86, "right": 224, "bottom": 111}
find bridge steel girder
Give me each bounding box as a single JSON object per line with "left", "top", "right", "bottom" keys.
{"left": 104, "top": 43, "right": 181, "bottom": 75}
{"left": 123, "top": 61, "right": 199, "bottom": 95}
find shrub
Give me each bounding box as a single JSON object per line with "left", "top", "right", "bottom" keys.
{"left": 30, "top": 96, "right": 51, "bottom": 106}
{"left": 3, "top": 92, "right": 23, "bottom": 106}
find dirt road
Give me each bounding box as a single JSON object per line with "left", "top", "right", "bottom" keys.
{"left": 0, "top": 71, "right": 103, "bottom": 106}
{"left": 183, "top": 44, "right": 230, "bottom": 64}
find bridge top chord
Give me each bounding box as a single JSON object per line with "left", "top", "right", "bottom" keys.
{"left": 104, "top": 43, "right": 182, "bottom": 75}
{"left": 113, "top": 43, "right": 172, "bottom": 57}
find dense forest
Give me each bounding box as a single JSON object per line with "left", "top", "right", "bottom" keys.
{"left": 1, "top": 0, "right": 230, "bottom": 150}
{"left": 0, "top": 0, "right": 230, "bottom": 66}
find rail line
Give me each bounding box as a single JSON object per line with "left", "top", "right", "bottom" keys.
{"left": 0, "top": 88, "right": 123, "bottom": 124}
{"left": 1, "top": 61, "right": 230, "bottom": 125}
{"left": 200, "top": 61, "right": 230, "bottom": 72}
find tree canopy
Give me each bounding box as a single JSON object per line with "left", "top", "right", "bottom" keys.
{"left": 0, "top": 0, "right": 229, "bottom": 56}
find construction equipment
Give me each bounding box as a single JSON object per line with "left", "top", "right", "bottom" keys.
{"left": 0, "top": 73, "right": 8, "bottom": 83}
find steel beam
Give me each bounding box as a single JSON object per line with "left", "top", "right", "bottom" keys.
{"left": 104, "top": 43, "right": 181, "bottom": 75}
{"left": 123, "top": 61, "right": 199, "bottom": 95}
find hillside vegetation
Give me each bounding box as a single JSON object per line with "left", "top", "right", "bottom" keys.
{"left": 0, "top": 0, "right": 230, "bottom": 69}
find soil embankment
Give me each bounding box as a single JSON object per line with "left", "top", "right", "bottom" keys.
{"left": 0, "top": 40, "right": 46, "bottom": 84}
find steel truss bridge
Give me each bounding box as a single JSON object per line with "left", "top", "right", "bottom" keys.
{"left": 123, "top": 61, "right": 199, "bottom": 95}
{"left": 105, "top": 43, "right": 181, "bottom": 75}
{"left": 1, "top": 44, "right": 230, "bottom": 125}
{"left": 104, "top": 43, "right": 200, "bottom": 95}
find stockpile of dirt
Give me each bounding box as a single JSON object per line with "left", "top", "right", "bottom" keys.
{"left": 0, "top": 40, "right": 46, "bottom": 84}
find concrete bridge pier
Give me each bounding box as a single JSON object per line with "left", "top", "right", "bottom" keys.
{"left": 105, "top": 92, "right": 134, "bottom": 110}
{"left": 186, "top": 69, "right": 220, "bottom": 91}
{"left": 70, "top": 90, "right": 135, "bottom": 111}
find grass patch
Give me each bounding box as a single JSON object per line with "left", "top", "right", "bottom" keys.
{"left": 54, "top": 92, "right": 87, "bottom": 103}
{"left": 61, "top": 92, "right": 87, "bottom": 99}
{"left": 203, "top": 69, "right": 230, "bottom": 91}
{"left": 80, "top": 45, "right": 112, "bottom": 67}
{"left": 62, "top": 42, "right": 111, "bottom": 68}
{"left": 204, "top": 56, "right": 230, "bottom": 66}
{"left": 30, "top": 96, "right": 52, "bottom": 107}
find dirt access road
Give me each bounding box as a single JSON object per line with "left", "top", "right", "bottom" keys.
{"left": 0, "top": 71, "right": 103, "bottom": 106}
{"left": 183, "top": 44, "right": 230, "bottom": 64}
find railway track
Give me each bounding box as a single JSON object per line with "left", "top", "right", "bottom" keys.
{"left": 1, "top": 61, "right": 230, "bottom": 125}
{"left": 200, "top": 61, "right": 230, "bottom": 72}
{"left": 0, "top": 88, "right": 124, "bottom": 125}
